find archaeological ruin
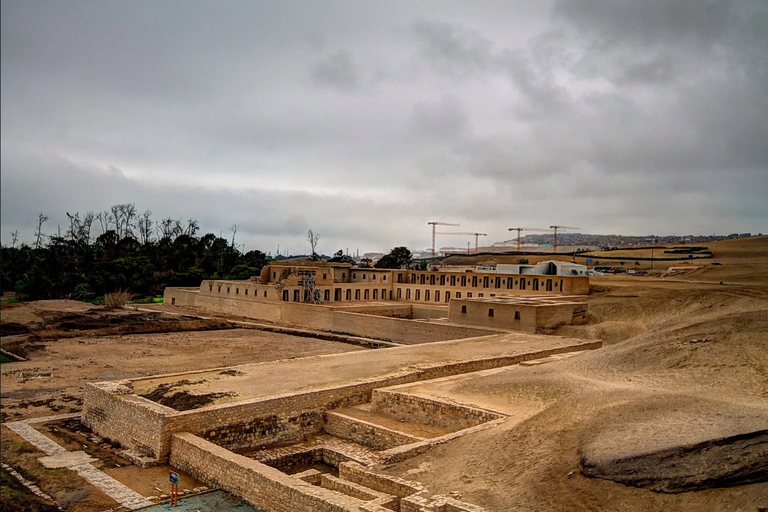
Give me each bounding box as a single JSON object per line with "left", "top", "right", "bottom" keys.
{"left": 76, "top": 262, "right": 599, "bottom": 510}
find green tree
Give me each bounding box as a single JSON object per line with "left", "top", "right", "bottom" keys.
{"left": 329, "top": 249, "right": 354, "bottom": 263}
{"left": 375, "top": 246, "right": 412, "bottom": 269}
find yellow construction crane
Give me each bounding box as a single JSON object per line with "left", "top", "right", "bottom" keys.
{"left": 428, "top": 221, "right": 459, "bottom": 258}
{"left": 508, "top": 227, "right": 552, "bottom": 252}
{"left": 436, "top": 231, "right": 487, "bottom": 253}
{"left": 549, "top": 225, "right": 580, "bottom": 253}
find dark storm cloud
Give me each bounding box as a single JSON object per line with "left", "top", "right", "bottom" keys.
{"left": 2, "top": 1, "right": 766, "bottom": 252}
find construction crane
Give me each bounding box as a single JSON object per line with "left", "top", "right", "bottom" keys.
{"left": 508, "top": 227, "right": 552, "bottom": 252}
{"left": 549, "top": 225, "right": 580, "bottom": 253}
{"left": 428, "top": 221, "right": 459, "bottom": 258}
{"left": 436, "top": 232, "right": 487, "bottom": 253}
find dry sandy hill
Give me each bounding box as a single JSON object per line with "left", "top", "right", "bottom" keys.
{"left": 383, "top": 237, "right": 768, "bottom": 511}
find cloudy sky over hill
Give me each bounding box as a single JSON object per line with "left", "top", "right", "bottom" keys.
{"left": 2, "top": 0, "right": 766, "bottom": 255}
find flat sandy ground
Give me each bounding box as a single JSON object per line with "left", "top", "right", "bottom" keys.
{"left": 0, "top": 320, "right": 366, "bottom": 422}
{"left": 130, "top": 332, "right": 595, "bottom": 407}
{"left": 2, "top": 236, "right": 767, "bottom": 511}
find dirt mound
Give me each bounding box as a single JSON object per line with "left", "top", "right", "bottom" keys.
{"left": 581, "top": 429, "right": 768, "bottom": 493}
{"left": 1, "top": 308, "right": 236, "bottom": 341}
{"left": 0, "top": 322, "right": 30, "bottom": 336}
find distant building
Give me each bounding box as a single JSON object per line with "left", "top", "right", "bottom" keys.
{"left": 165, "top": 261, "right": 589, "bottom": 311}
{"left": 431, "top": 260, "right": 587, "bottom": 276}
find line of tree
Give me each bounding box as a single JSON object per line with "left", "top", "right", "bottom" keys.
{"left": 1, "top": 204, "right": 268, "bottom": 301}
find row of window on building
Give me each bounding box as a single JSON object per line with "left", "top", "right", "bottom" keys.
{"left": 398, "top": 273, "right": 562, "bottom": 292}
{"left": 206, "top": 275, "right": 564, "bottom": 304}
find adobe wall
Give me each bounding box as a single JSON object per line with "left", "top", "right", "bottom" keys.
{"left": 193, "top": 293, "right": 282, "bottom": 323}
{"left": 534, "top": 303, "right": 588, "bottom": 331}
{"left": 175, "top": 289, "right": 492, "bottom": 343}
{"left": 447, "top": 302, "right": 537, "bottom": 332}
{"left": 448, "top": 301, "right": 587, "bottom": 333}
{"left": 330, "top": 311, "right": 498, "bottom": 344}
{"left": 170, "top": 433, "right": 363, "bottom": 512}
{"left": 179, "top": 341, "right": 600, "bottom": 454}
{"left": 163, "top": 288, "right": 198, "bottom": 307}
{"left": 280, "top": 302, "right": 336, "bottom": 330}
{"left": 411, "top": 304, "right": 449, "bottom": 319}
{"left": 333, "top": 304, "right": 413, "bottom": 318}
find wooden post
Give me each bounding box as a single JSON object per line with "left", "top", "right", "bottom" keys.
{"left": 170, "top": 471, "right": 180, "bottom": 506}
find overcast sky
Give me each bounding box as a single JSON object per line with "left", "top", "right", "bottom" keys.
{"left": 2, "top": 0, "right": 766, "bottom": 255}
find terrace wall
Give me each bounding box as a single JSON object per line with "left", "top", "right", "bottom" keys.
{"left": 170, "top": 433, "right": 363, "bottom": 512}
{"left": 324, "top": 411, "right": 423, "bottom": 450}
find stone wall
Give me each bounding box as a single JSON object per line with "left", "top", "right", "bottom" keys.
{"left": 163, "top": 372, "right": 422, "bottom": 454}
{"left": 82, "top": 340, "right": 602, "bottom": 462}
{"left": 324, "top": 411, "right": 423, "bottom": 450}
{"left": 339, "top": 461, "right": 424, "bottom": 499}
{"left": 170, "top": 433, "right": 364, "bottom": 512}
{"left": 371, "top": 390, "right": 503, "bottom": 432}
{"left": 81, "top": 382, "right": 174, "bottom": 459}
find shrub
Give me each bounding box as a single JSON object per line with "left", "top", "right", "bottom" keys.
{"left": 103, "top": 289, "right": 133, "bottom": 310}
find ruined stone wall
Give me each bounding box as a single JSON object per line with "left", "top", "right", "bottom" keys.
{"left": 324, "top": 411, "right": 422, "bottom": 450}
{"left": 81, "top": 382, "right": 174, "bottom": 459}
{"left": 370, "top": 390, "right": 503, "bottom": 431}
{"left": 162, "top": 373, "right": 420, "bottom": 454}
{"left": 532, "top": 304, "right": 584, "bottom": 332}
{"left": 339, "top": 461, "right": 424, "bottom": 498}
{"left": 170, "top": 433, "right": 362, "bottom": 512}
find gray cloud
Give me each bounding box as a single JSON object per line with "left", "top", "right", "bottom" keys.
{"left": 411, "top": 20, "right": 495, "bottom": 78}
{"left": 310, "top": 50, "right": 361, "bottom": 90}
{"left": 2, "top": 1, "right": 766, "bottom": 253}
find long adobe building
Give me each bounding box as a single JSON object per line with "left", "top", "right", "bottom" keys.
{"left": 164, "top": 261, "right": 589, "bottom": 338}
